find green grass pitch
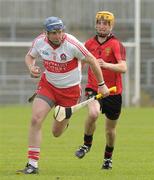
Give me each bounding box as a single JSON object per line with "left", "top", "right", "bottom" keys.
{"left": 0, "top": 106, "right": 154, "bottom": 180}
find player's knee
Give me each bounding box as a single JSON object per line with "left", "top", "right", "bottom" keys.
{"left": 31, "top": 114, "right": 43, "bottom": 127}
{"left": 89, "top": 110, "right": 99, "bottom": 120}
{"left": 52, "top": 129, "right": 62, "bottom": 137}
{"left": 106, "top": 130, "right": 111, "bottom": 137}
{"left": 106, "top": 128, "right": 116, "bottom": 138}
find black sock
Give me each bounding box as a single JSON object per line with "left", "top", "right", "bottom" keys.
{"left": 84, "top": 134, "right": 93, "bottom": 148}
{"left": 104, "top": 145, "right": 114, "bottom": 159}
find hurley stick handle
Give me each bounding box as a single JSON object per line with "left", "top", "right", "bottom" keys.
{"left": 95, "top": 86, "right": 117, "bottom": 100}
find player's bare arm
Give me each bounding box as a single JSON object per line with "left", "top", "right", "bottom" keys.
{"left": 98, "top": 58, "right": 127, "bottom": 73}
{"left": 84, "top": 54, "right": 110, "bottom": 97}
{"left": 25, "top": 54, "right": 41, "bottom": 78}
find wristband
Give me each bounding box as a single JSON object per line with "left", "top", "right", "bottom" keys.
{"left": 98, "top": 81, "right": 105, "bottom": 87}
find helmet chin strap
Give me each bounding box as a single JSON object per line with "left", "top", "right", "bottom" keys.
{"left": 96, "top": 24, "right": 113, "bottom": 37}
{"left": 46, "top": 32, "right": 62, "bottom": 46}
{"left": 96, "top": 28, "right": 112, "bottom": 38}
{"left": 96, "top": 32, "right": 109, "bottom": 38}
{"left": 96, "top": 30, "right": 111, "bottom": 38}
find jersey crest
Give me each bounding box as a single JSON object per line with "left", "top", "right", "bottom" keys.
{"left": 60, "top": 53, "right": 67, "bottom": 61}
{"left": 105, "top": 47, "right": 111, "bottom": 56}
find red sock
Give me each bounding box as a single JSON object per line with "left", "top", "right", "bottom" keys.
{"left": 104, "top": 145, "right": 114, "bottom": 159}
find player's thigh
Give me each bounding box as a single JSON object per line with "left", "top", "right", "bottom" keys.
{"left": 86, "top": 88, "right": 100, "bottom": 117}
{"left": 88, "top": 100, "right": 100, "bottom": 117}
{"left": 32, "top": 97, "right": 52, "bottom": 121}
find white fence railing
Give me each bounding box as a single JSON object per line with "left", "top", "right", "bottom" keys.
{"left": 0, "top": 43, "right": 154, "bottom": 105}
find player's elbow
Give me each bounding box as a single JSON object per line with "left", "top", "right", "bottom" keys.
{"left": 121, "top": 66, "right": 127, "bottom": 73}
{"left": 120, "top": 63, "right": 127, "bottom": 73}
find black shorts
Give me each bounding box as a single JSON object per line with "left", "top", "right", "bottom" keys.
{"left": 85, "top": 88, "right": 122, "bottom": 120}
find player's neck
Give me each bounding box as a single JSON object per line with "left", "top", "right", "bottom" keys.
{"left": 97, "top": 36, "right": 107, "bottom": 43}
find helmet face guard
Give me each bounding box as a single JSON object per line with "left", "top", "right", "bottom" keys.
{"left": 44, "top": 17, "right": 65, "bottom": 32}
{"left": 96, "top": 11, "right": 115, "bottom": 26}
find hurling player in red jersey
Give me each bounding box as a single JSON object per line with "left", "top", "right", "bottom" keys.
{"left": 75, "top": 11, "right": 127, "bottom": 169}
{"left": 16, "top": 16, "right": 109, "bottom": 174}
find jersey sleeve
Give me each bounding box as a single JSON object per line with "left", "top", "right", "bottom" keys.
{"left": 67, "top": 34, "right": 90, "bottom": 60}
{"left": 27, "top": 37, "right": 41, "bottom": 58}
{"left": 112, "top": 41, "right": 126, "bottom": 61}
{"left": 75, "top": 41, "right": 90, "bottom": 60}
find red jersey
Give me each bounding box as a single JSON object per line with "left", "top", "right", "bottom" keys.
{"left": 85, "top": 34, "right": 126, "bottom": 95}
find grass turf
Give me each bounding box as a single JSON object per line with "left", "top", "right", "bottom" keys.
{"left": 0, "top": 106, "right": 154, "bottom": 180}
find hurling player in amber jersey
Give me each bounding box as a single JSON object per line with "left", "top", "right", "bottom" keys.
{"left": 16, "top": 16, "right": 109, "bottom": 174}
{"left": 75, "top": 11, "right": 127, "bottom": 169}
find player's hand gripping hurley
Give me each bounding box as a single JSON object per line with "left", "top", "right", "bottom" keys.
{"left": 54, "top": 86, "right": 117, "bottom": 122}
